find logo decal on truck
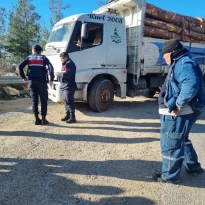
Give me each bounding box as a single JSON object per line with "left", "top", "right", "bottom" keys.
{"left": 111, "top": 28, "right": 121, "bottom": 44}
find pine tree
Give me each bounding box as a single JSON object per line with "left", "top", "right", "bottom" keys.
{"left": 0, "top": 7, "right": 7, "bottom": 58}
{"left": 6, "top": 0, "right": 41, "bottom": 62}
{"left": 0, "top": 7, "right": 6, "bottom": 36}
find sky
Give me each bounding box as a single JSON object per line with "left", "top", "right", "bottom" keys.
{"left": 0, "top": 0, "right": 205, "bottom": 27}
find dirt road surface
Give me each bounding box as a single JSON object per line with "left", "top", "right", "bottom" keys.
{"left": 0, "top": 97, "right": 205, "bottom": 205}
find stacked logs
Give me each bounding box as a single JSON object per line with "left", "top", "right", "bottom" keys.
{"left": 144, "top": 3, "right": 205, "bottom": 43}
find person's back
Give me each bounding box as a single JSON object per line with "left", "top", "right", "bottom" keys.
{"left": 18, "top": 44, "right": 54, "bottom": 125}
{"left": 188, "top": 58, "right": 205, "bottom": 112}
{"left": 169, "top": 51, "right": 205, "bottom": 112}
{"left": 27, "top": 53, "right": 47, "bottom": 81}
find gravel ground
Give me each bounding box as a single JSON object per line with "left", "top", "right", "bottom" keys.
{"left": 0, "top": 96, "right": 205, "bottom": 205}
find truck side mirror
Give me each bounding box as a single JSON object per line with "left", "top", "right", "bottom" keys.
{"left": 81, "top": 23, "right": 89, "bottom": 39}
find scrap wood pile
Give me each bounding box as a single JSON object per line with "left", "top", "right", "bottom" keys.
{"left": 144, "top": 3, "right": 205, "bottom": 43}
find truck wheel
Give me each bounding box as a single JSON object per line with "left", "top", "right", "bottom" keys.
{"left": 147, "top": 90, "right": 156, "bottom": 98}
{"left": 88, "top": 79, "right": 114, "bottom": 112}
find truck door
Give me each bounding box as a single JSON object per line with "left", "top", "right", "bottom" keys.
{"left": 67, "top": 22, "right": 107, "bottom": 83}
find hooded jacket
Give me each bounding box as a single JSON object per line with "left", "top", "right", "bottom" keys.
{"left": 161, "top": 48, "right": 205, "bottom": 113}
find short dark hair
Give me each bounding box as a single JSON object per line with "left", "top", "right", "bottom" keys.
{"left": 32, "top": 44, "right": 42, "bottom": 52}
{"left": 60, "top": 52, "right": 69, "bottom": 58}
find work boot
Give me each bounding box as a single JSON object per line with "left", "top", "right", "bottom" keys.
{"left": 42, "top": 115, "right": 49, "bottom": 125}
{"left": 66, "top": 112, "right": 76, "bottom": 123}
{"left": 61, "top": 112, "right": 70, "bottom": 121}
{"left": 34, "top": 114, "right": 42, "bottom": 125}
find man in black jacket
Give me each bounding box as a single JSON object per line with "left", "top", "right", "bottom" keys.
{"left": 18, "top": 44, "right": 54, "bottom": 125}
{"left": 56, "top": 52, "right": 77, "bottom": 123}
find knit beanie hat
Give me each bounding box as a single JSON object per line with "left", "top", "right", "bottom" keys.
{"left": 162, "top": 39, "right": 183, "bottom": 54}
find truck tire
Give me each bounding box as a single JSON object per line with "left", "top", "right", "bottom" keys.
{"left": 147, "top": 90, "right": 156, "bottom": 98}
{"left": 88, "top": 79, "right": 114, "bottom": 112}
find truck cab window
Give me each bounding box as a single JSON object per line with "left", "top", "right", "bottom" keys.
{"left": 68, "top": 22, "right": 103, "bottom": 53}
{"left": 48, "top": 22, "right": 74, "bottom": 43}
{"left": 83, "top": 24, "right": 103, "bottom": 47}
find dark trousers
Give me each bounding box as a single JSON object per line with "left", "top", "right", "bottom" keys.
{"left": 62, "top": 89, "right": 75, "bottom": 113}
{"left": 28, "top": 80, "right": 48, "bottom": 115}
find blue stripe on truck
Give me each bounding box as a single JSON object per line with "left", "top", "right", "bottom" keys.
{"left": 151, "top": 42, "right": 205, "bottom": 65}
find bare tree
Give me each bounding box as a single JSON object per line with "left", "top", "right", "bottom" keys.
{"left": 49, "top": 0, "right": 70, "bottom": 28}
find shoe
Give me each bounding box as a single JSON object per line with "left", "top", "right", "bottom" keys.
{"left": 66, "top": 118, "right": 76, "bottom": 123}
{"left": 186, "top": 167, "right": 204, "bottom": 174}
{"left": 61, "top": 112, "right": 70, "bottom": 121}
{"left": 66, "top": 112, "right": 76, "bottom": 123}
{"left": 152, "top": 174, "right": 179, "bottom": 184}
{"left": 35, "top": 118, "right": 42, "bottom": 125}
{"left": 42, "top": 115, "right": 49, "bottom": 125}
{"left": 42, "top": 119, "right": 49, "bottom": 125}
{"left": 34, "top": 114, "right": 42, "bottom": 125}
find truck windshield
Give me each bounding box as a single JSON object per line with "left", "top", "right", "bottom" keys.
{"left": 48, "top": 22, "right": 74, "bottom": 43}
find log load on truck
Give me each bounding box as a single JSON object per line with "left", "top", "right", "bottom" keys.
{"left": 43, "top": 0, "right": 205, "bottom": 112}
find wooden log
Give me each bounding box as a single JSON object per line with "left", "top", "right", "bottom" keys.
{"left": 143, "top": 25, "right": 205, "bottom": 43}
{"left": 197, "top": 17, "right": 205, "bottom": 28}
{"left": 144, "top": 17, "right": 182, "bottom": 34}
{"left": 145, "top": 16, "right": 205, "bottom": 35}
{"left": 146, "top": 3, "right": 201, "bottom": 27}
{"left": 184, "top": 19, "right": 205, "bottom": 34}
{"left": 144, "top": 25, "right": 182, "bottom": 40}
{"left": 184, "top": 29, "right": 205, "bottom": 41}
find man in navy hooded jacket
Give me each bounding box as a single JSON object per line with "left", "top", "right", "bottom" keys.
{"left": 154, "top": 39, "right": 205, "bottom": 183}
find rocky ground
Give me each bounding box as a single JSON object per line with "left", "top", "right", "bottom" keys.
{"left": 0, "top": 96, "right": 205, "bottom": 205}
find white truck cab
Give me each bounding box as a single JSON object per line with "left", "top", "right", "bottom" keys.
{"left": 44, "top": 13, "right": 127, "bottom": 112}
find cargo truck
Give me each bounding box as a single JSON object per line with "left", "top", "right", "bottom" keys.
{"left": 43, "top": 0, "right": 205, "bottom": 112}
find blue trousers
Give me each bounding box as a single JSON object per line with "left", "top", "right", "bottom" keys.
{"left": 160, "top": 113, "right": 201, "bottom": 182}
{"left": 28, "top": 80, "right": 48, "bottom": 115}
{"left": 62, "top": 89, "right": 75, "bottom": 113}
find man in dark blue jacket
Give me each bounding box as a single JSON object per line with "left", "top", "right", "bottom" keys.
{"left": 56, "top": 52, "right": 77, "bottom": 123}
{"left": 154, "top": 39, "right": 205, "bottom": 183}
{"left": 18, "top": 44, "right": 54, "bottom": 125}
